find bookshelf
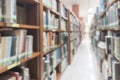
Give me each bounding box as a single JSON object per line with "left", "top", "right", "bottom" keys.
{"left": 90, "top": 0, "right": 120, "bottom": 80}
{"left": 0, "top": 0, "right": 81, "bottom": 80}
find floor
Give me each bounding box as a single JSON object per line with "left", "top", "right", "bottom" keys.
{"left": 61, "top": 35, "right": 103, "bottom": 80}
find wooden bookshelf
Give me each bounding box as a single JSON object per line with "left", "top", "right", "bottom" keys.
{"left": 99, "top": 0, "right": 118, "bottom": 19}
{"left": 0, "top": 0, "right": 82, "bottom": 80}
{"left": 44, "top": 29, "right": 61, "bottom": 32}
{"left": 0, "top": 22, "right": 40, "bottom": 29}
{"left": 43, "top": 5, "right": 60, "bottom": 16}
{"left": 0, "top": 52, "right": 40, "bottom": 74}
{"left": 61, "top": 16, "right": 68, "bottom": 20}
{"left": 44, "top": 45, "right": 62, "bottom": 55}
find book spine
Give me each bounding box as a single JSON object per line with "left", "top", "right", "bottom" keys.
{"left": 26, "top": 35, "right": 33, "bottom": 57}
{"left": 4, "top": 0, "right": 17, "bottom": 23}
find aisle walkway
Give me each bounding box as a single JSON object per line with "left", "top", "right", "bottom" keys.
{"left": 61, "top": 35, "right": 103, "bottom": 80}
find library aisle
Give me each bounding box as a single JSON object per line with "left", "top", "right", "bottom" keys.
{"left": 61, "top": 35, "right": 103, "bottom": 80}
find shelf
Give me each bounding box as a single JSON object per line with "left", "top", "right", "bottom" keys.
{"left": 61, "top": 16, "right": 68, "bottom": 20}
{"left": 70, "top": 38, "right": 77, "bottom": 42}
{"left": 0, "top": 52, "right": 40, "bottom": 74}
{"left": 50, "top": 60, "right": 61, "bottom": 75}
{"left": 44, "top": 29, "right": 61, "bottom": 32}
{"left": 43, "top": 5, "right": 60, "bottom": 16}
{"left": 44, "top": 45, "right": 62, "bottom": 55}
{"left": 70, "top": 31, "right": 80, "bottom": 32}
{"left": 98, "top": 27, "right": 120, "bottom": 31}
{"left": 0, "top": 22, "right": 40, "bottom": 29}
{"left": 99, "top": 0, "right": 118, "bottom": 19}
{"left": 60, "top": 30, "right": 69, "bottom": 32}
{"left": 44, "top": 29, "right": 69, "bottom": 33}
{"left": 17, "top": 0, "right": 39, "bottom": 4}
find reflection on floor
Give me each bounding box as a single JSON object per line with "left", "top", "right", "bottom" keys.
{"left": 61, "top": 35, "right": 103, "bottom": 80}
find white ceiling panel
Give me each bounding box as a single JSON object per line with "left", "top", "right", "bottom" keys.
{"left": 61, "top": 0, "right": 99, "bottom": 23}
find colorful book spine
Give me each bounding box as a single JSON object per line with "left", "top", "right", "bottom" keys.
{"left": 3, "top": 0, "right": 17, "bottom": 23}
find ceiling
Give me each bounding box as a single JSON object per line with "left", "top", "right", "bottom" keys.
{"left": 61, "top": 0, "right": 99, "bottom": 23}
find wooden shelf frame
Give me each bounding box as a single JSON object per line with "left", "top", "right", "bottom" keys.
{"left": 0, "top": 52, "right": 40, "bottom": 74}
{"left": 0, "top": 0, "right": 82, "bottom": 80}
{"left": 0, "top": 22, "right": 40, "bottom": 29}
{"left": 99, "top": 0, "right": 118, "bottom": 19}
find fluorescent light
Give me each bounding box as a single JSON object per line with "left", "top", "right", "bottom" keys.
{"left": 88, "top": 8, "right": 93, "bottom": 14}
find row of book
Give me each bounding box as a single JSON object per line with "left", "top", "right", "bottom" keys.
{"left": 105, "top": 31, "right": 120, "bottom": 59}
{"left": 61, "top": 57, "right": 68, "bottom": 73}
{"left": 99, "top": 1, "right": 120, "bottom": 29}
{"left": 61, "top": 44, "right": 68, "bottom": 73}
{"left": 0, "top": 0, "right": 38, "bottom": 25}
{"left": 43, "top": 0, "right": 58, "bottom": 12}
{"left": 0, "top": 30, "right": 33, "bottom": 69}
{"left": 98, "top": 1, "right": 120, "bottom": 29}
{"left": 0, "top": 66, "right": 30, "bottom": 80}
{"left": 43, "top": 10, "right": 59, "bottom": 30}
{"left": 70, "top": 14, "right": 79, "bottom": 25}
{"left": 43, "top": 48, "right": 61, "bottom": 79}
{"left": 0, "top": 0, "right": 17, "bottom": 23}
{"left": 99, "top": 0, "right": 114, "bottom": 13}
{"left": 43, "top": 32, "right": 59, "bottom": 52}
{"left": 105, "top": 2, "right": 119, "bottom": 28}
{"left": 61, "top": 19, "right": 67, "bottom": 31}
{"left": 70, "top": 32, "right": 80, "bottom": 41}
{"left": 61, "top": 4, "right": 67, "bottom": 17}
{"left": 61, "top": 44, "right": 68, "bottom": 59}
{"left": 70, "top": 23, "right": 80, "bottom": 31}
{"left": 102, "top": 55, "right": 120, "bottom": 80}
{"left": 61, "top": 32, "right": 68, "bottom": 44}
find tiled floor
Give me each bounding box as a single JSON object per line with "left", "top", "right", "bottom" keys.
{"left": 61, "top": 35, "right": 103, "bottom": 80}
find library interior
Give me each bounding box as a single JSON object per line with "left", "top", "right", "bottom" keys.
{"left": 0, "top": 0, "right": 120, "bottom": 80}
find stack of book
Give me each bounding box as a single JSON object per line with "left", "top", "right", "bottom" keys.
{"left": 43, "top": 32, "right": 59, "bottom": 52}
{"left": 43, "top": 10, "right": 59, "bottom": 30}
{"left": 43, "top": 0, "right": 57, "bottom": 11}
{"left": 61, "top": 19, "right": 67, "bottom": 31}
{"left": 61, "top": 57, "right": 68, "bottom": 73}
{"left": 0, "top": 66, "right": 30, "bottom": 80}
{"left": 61, "top": 32, "right": 68, "bottom": 44}
{"left": 106, "top": 2, "right": 119, "bottom": 28}
{"left": 61, "top": 4, "right": 67, "bottom": 17}
{"left": 43, "top": 48, "right": 61, "bottom": 79}
{"left": 99, "top": 0, "right": 105, "bottom": 12}
{"left": 0, "top": 0, "right": 17, "bottom": 23}
{"left": 0, "top": 30, "right": 33, "bottom": 69}
{"left": 61, "top": 44, "right": 68, "bottom": 59}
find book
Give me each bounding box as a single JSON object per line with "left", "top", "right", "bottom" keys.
{"left": 102, "top": 59, "right": 109, "bottom": 80}
{"left": 114, "top": 37, "right": 120, "bottom": 59}
{"left": 26, "top": 35, "right": 33, "bottom": 57}
{"left": 61, "top": 19, "right": 67, "bottom": 31}
{"left": 17, "top": 5, "right": 26, "bottom": 24}
{"left": 1, "top": 30, "right": 27, "bottom": 61}
{"left": 3, "top": 0, "right": 17, "bottom": 23}
{"left": 43, "top": 32, "right": 59, "bottom": 53}
{"left": 61, "top": 4, "right": 67, "bottom": 17}
{"left": 99, "top": 0, "right": 105, "bottom": 12}
{"left": 4, "top": 37, "right": 12, "bottom": 66}
{"left": 50, "top": 70, "right": 56, "bottom": 80}
{"left": 0, "top": 66, "right": 31, "bottom": 80}
{"left": 112, "top": 61, "right": 120, "bottom": 80}
{"left": 105, "top": 36, "right": 113, "bottom": 54}
{"left": 0, "top": 0, "right": 3, "bottom": 21}
{"left": 10, "top": 37, "right": 18, "bottom": 65}
{"left": 51, "top": 0, "right": 57, "bottom": 11}
{"left": 108, "top": 55, "right": 116, "bottom": 76}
